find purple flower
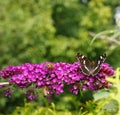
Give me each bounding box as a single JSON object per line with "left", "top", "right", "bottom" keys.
{"left": 3, "top": 88, "right": 12, "bottom": 98}
{"left": 24, "top": 90, "right": 38, "bottom": 100}
{"left": 0, "top": 61, "right": 115, "bottom": 99}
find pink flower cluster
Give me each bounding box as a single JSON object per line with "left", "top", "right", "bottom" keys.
{"left": 0, "top": 62, "right": 114, "bottom": 100}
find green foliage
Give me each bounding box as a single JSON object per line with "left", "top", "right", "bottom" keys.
{"left": 11, "top": 102, "right": 86, "bottom": 115}
{"left": 0, "top": 0, "right": 120, "bottom": 114}
{"left": 90, "top": 29, "right": 120, "bottom": 68}
{"left": 0, "top": 0, "right": 120, "bottom": 68}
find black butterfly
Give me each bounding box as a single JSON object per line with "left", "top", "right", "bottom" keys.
{"left": 77, "top": 53, "right": 106, "bottom": 76}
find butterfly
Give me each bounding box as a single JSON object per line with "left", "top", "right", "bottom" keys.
{"left": 76, "top": 53, "right": 106, "bottom": 76}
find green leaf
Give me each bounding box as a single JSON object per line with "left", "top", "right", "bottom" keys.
{"left": 102, "top": 99, "right": 119, "bottom": 115}
{"left": 93, "top": 90, "right": 110, "bottom": 101}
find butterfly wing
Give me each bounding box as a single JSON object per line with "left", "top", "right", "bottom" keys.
{"left": 92, "top": 53, "right": 106, "bottom": 76}
{"left": 77, "top": 53, "right": 92, "bottom": 76}
{"left": 77, "top": 53, "right": 106, "bottom": 76}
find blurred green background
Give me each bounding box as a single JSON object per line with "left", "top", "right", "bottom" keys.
{"left": 0, "top": 0, "right": 120, "bottom": 114}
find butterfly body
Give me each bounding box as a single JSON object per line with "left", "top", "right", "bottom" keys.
{"left": 77, "top": 53, "right": 106, "bottom": 76}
